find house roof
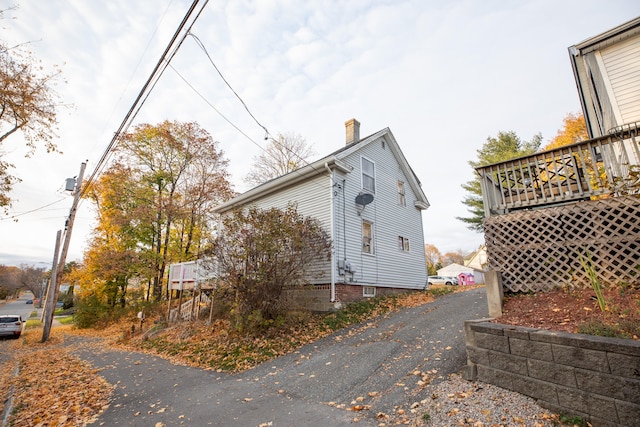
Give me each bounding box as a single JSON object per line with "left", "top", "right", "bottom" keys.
{"left": 214, "top": 126, "right": 430, "bottom": 214}
{"left": 437, "top": 263, "right": 483, "bottom": 275}
{"left": 570, "top": 16, "right": 640, "bottom": 55}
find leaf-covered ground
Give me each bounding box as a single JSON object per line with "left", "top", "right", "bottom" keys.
{"left": 0, "top": 326, "right": 113, "bottom": 427}
{"left": 108, "top": 287, "right": 468, "bottom": 372}
{"left": 0, "top": 285, "right": 473, "bottom": 426}
{"left": 495, "top": 285, "right": 640, "bottom": 339}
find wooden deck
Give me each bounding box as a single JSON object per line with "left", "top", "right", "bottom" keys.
{"left": 477, "top": 124, "right": 640, "bottom": 216}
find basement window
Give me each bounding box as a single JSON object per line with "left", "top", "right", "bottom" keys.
{"left": 363, "top": 286, "right": 376, "bottom": 298}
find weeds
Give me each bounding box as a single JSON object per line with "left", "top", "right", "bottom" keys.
{"left": 577, "top": 249, "right": 607, "bottom": 312}
{"left": 558, "top": 413, "right": 588, "bottom": 426}
{"left": 577, "top": 319, "right": 635, "bottom": 339}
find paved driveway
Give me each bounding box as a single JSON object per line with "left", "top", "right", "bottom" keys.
{"left": 74, "top": 287, "right": 488, "bottom": 426}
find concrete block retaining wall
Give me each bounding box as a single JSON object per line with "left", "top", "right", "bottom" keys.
{"left": 464, "top": 320, "right": 640, "bottom": 427}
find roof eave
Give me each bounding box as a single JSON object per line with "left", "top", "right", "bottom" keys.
{"left": 213, "top": 156, "right": 345, "bottom": 214}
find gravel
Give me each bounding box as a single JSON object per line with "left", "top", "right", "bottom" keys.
{"left": 405, "top": 374, "right": 559, "bottom": 427}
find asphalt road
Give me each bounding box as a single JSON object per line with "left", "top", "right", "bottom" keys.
{"left": 0, "top": 292, "right": 36, "bottom": 319}
{"left": 73, "top": 287, "right": 489, "bottom": 426}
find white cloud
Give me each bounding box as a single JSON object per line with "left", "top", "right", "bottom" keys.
{"left": 1, "top": 0, "right": 639, "bottom": 265}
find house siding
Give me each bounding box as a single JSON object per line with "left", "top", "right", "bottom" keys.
{"left": 238, "top": 174, "right": 332, "bottom": 285}
{"left": 600, "top": 32, "right": 640, "bottom": 127}
{"left": 333, "top": 136, "right": 427, "bottom": 290}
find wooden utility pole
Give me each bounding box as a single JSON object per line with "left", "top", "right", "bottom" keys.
{"left": 41, "top": 161, "right": 86, "bottom": 343}
{"left": 41, "top": 230, "right": 62, "bottom": 341}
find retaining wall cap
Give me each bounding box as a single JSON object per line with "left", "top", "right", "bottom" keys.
{"left": 504, "top": 326, "right": 539, "bottom": 339}
{"left": 529, "top": 329, "right": 585, "bottom": 345}
{"left": 576, "top": 334, "right": 640, "bottom": 356}
{"left": 469, "top": 322, "right": 505, "bottom": 335}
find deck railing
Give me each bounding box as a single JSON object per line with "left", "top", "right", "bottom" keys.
{"left": 477, "top": 123, "right": 640, "bottom": 216}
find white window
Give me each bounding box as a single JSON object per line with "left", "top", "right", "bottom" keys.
{"left": 361, "top": 157, "right": 375, "bottom": 193}
{"left": 398, "top": 236, "right": 410, "bottom": 252}
{"left": 362, "top": 221, "right": 373, "bottom": 254}
{"left": 363, "top": 286, "right": 376, "bottom": 298}
{"left": 398, "top": 180, "right": 406, "bottom": 206}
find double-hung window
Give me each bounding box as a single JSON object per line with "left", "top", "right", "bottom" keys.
{"left": 398, "top": 236, "right": 410, "bottom": 252}
{"left": 361, "top": 157, "right": 375, "bottom": 193}
{"left": 362, "top": 221, "right": 373, "bottom": 254}
{"left": 398, "top": 180, "right": 406, "bottom": 206}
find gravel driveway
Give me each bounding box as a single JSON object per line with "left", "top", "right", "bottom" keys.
{"left": 72, "top": 288, "right": 534, "bottom": 426}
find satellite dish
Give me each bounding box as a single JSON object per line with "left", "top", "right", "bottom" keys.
{"left": 355, "top": 193, "right": 374, "bottom": 206}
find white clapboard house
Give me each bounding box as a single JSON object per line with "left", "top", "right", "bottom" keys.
{"left": 212, "top": 119, "right": 430, "bottom": 310}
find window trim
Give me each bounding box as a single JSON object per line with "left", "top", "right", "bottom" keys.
{"left": 361, "top": 156, "right": 376, "bottom": 193}
{"left": 362, "top": 220, "right": 374, "bottom": 255}
{"left": 363, "top": 286, "right": 376, "bottom": 298}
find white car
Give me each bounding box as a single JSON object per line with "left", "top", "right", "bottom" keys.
{"left": 0, "top": 315, "right": 25, "bottom": 339}
{"left": 427, "top": 276, "right": 458, "bottom": 286}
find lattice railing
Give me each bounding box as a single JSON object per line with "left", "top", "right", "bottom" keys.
{"left": 484, "top": 196, "right": 640, "bottom": 292}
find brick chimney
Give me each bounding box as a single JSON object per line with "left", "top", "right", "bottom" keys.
{"left": 345, "top": 118, "right": 360, "bottom": 145}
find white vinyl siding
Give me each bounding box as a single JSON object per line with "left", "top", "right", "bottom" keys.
{"left": 600, "top": 33, "right": 640, "bottom": 126}
{"left": 239, "top": 174, "right": 332, "bottom": 285}
{"left": 333, "top": 136, "right": 427, "bottom": 289}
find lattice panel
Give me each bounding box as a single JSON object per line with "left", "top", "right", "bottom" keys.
{"left": 485, "top": 196, "right": 640, "bottom": 292}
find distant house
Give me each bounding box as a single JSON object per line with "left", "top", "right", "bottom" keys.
{"left": 213, "top": 119, "right": 430, "bottom": 310}
{"left": 464, "top": 245, "right": 487, "bottom": 271}
{"left": 437, "top": 263, "right": 485, "bottom": 285}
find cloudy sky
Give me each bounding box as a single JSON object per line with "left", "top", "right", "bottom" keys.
{"left": 1, "top": 0, "right": 639, "bottom": 267}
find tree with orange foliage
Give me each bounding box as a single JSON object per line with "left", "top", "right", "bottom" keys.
{"left": 0, "top": 10, "right": 65, "bottom": 212}
{"left": 424, "top": 244, "right": 442, "bottom": 275}
{"left": 543, "top": 113, "right": 588, "bottom": 150}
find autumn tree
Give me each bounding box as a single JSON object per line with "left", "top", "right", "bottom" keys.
{"left": 458, "top": 131, "right": 542, "bottom": 231}
{"left": 82, "top": 121, "right": 232, "bottom": 304}
{"left": 16, "top": 264, "right": 46, "bottom": 299}
{"left": 0, "top": 265, "right": 19, "bottom": 299}
{"left": 0, "top": 14, "right": 65, "bottom": 212}
{"left": 424, "top": 244, "right": 443, "bottom": 275}
{"left": 543, "top": 112, "right": 588, "bottom": 150}
{"left": 206, "top": 205, "right": 331, "bottom": 328}
{"left": 244, "top": 133, "right": 315, "bottom": 187}
{"left": 442, "top": 251, "right": 465, "bottom": 266}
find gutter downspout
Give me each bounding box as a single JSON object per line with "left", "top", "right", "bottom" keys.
{"left": 324, "top": 162, "right": 336, "bottom": 303}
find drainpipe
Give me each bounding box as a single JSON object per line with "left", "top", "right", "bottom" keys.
{"left": 325, "top": 162, "right": 336, "bottom": 303}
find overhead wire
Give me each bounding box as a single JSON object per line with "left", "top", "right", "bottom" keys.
{"left": 85, "top": 0, "right": 176, "bottom": 157}
{"left": 0, "top": 198, "right": 67, "bottom": 221}
{"left": 81, "top": 0, "right": 210, "bottom": 199}
{"left": 184, "top": 32, "right": 343, "bottom": 191}
{"left": 189, "top": 33, "right": 270, "bottom": 139}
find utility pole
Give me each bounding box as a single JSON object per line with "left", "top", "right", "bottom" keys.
{"left": 41, "top": 230, "right": 61, "bottom": 341}
{"left": 41, "top": 161, "right": 86, "bottom": 343}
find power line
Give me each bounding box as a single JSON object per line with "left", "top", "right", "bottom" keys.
{"left": 184, "top": 33, "right": 337, "bottom": 188}
{"left": 0, "top": 198, "right": 67, "bottom": 221}
{"left": 189, "top": 32, "right": 270, "bottom": 139}
{"left": 81, "top": 0, "right": 210, "bottom": 199}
